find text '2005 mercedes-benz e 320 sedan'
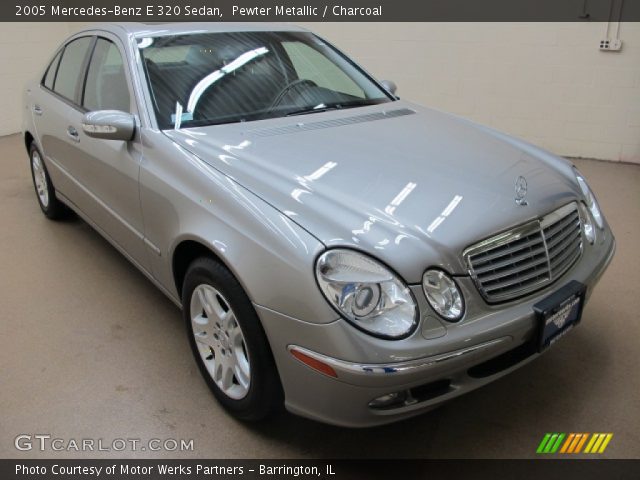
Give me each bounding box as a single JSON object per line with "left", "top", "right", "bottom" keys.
{"left": 23, "top": 23, "right": 615, "bottom": 427}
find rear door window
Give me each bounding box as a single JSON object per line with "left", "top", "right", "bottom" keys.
{"left": 53, "top": 36, "right": 93, "bottom": 102}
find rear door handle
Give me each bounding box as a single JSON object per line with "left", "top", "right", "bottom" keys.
{"left": 66, "top": 126, "right": 80, "bottom": 142}
{"left": 32, "top": 105, "right": 43, "bottom": 116}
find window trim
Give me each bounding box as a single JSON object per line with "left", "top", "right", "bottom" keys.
{"left": 79, "top": 38, "right": 99, "bottom": 108}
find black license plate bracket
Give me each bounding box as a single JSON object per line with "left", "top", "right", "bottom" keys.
{"left": 534, "top": 280, "right": 586, "bottom": 352}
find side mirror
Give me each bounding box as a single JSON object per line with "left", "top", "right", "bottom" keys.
{"left": 380, "top": 80, "right": 397, "bottom": 96}
{"left": 81, "top": 110, "right": 135, "bottom": 141}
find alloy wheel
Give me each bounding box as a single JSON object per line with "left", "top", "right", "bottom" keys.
{"left": 190, "top": 284, "right": 251, "bottom": 400}
{"left": 31, "top": 151, "right": 49, "bottom": 208}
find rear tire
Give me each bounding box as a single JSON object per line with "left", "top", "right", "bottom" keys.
{"left": 29, "top": 143, "right": 68, "bottom": 220}
{"left": 182, "top": 257, "right": 283, "bottom": 421}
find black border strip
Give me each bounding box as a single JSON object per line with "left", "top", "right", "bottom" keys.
{"left": 5, "top": 0, "right": 640, "bottom": 22}
{"left": 3, "top": 459, "right": 640, "bottom": 480}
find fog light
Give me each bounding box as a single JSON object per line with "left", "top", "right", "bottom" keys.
{"left": 368, "top": 391, "right": 407, "bottom": 409}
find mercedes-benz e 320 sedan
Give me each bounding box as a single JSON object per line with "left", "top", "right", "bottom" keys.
{"left": 23, "top": 23, "right": 615, "bottom": 427}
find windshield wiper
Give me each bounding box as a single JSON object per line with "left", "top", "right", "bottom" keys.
{"left": 285, "top": 101, "right": 374, "bottom": 117}
{"left": 285, "top": 104, "right": 341, "bottom": 117}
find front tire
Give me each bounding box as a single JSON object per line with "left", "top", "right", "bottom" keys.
{"left": 182, "top": 257, "right": 283, "bottom": 421}
{"left": 29, "top": 143, "right": 68, "bottom": 220}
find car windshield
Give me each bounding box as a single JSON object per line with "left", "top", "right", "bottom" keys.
{"left": 137, "top": 31, "right": 393, "bottom": 129}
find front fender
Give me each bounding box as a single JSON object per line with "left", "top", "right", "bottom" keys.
{"left": 140, "top": 131, "right": 338, "bottom": 324}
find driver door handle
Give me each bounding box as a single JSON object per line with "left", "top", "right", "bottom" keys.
{"left": 66, "top": 126, "right": 80, "bottom": 143}
{"left": 32, "top": 105, "right": 43, "bottom": 116}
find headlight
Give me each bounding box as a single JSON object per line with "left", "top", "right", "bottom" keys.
{"left": 315, "top": 249, "right": 418, "bottom": 339}
{"left": 578, "top": 202, "right": 596, "bottom": 244}
{"left": 422, "top": 269, "right": 464, "bottom": 321}
{"left": 573, "top": 167, "right": 604, "bottom": 229}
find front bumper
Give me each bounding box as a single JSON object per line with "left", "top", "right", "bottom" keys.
{"left": 257, "top": 228, "right": 615, "bottom": 427}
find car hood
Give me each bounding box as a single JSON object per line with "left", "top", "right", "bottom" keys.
{"left": 165, "top": 101, "right": 580, "bottom": 282}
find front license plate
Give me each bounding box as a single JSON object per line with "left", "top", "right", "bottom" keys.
{"left": 534, "top": 280, "right": 586, "bottom": 352}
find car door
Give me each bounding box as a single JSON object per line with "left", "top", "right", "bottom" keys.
{"left": 33, "top": 33, "right": 150, "bottom": 272}
{"left": 33, "top": 36, "right": 94, "bottom": 212}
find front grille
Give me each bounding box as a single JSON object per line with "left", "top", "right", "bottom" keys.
{"left": 464, "top": 203, "right": 583, "bottom": 303}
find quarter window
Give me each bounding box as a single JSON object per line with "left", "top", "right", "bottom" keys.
{"left": 53, "top": 36, "right": 93, "bottom": 102}
{"left": 43, "top": 50, "right": 62, "bottom": 90}
{"left": 83, "top": 38, "right": 131, "bottom": 112}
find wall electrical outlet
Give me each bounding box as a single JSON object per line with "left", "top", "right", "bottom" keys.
{"left": 599, "top": 39, "right": 622, "bottom": 51}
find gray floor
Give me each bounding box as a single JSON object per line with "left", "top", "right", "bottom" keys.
{"left": 1, "top": 133, "right": 639, "bottom": 459}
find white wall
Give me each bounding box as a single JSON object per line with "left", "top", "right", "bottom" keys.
{"left": 2, "top": 22, "right": 639, "bottom": 164}
{"left": 303, "top": 23, "right": 640, "bottom": 163}
{"left": 0, "top": 23, "right": 70, "bottom": 135}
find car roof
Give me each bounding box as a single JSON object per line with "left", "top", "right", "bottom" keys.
{"left": 80, "top": 22, "right": 308, "bottom": 39}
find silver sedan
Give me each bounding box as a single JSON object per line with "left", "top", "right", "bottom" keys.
{"left": 22, "top": 22, "right": 615, "bottom": 427}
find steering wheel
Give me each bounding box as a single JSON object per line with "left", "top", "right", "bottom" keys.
{"left": 268, "top": 79, "right": 318, "bottom": 111}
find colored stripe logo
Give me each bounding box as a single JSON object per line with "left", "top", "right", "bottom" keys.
{"left": 536, "top": 433, "right": 613, "bottom": 454}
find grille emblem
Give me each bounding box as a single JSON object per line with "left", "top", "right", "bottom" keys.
{"left": 515, "top": 176, "right": 528, "bottom": 206}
